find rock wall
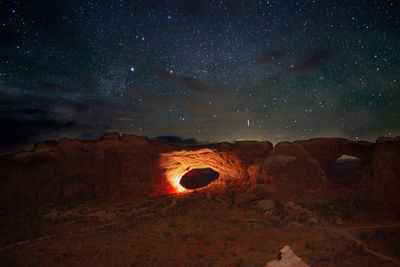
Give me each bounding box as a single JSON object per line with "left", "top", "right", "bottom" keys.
{"left": 294, "top": 138, "right": 374, "bottom": 171}
{"left": 0, "top": 133, "right": 272, "bottom": 209}
{"left": 0, "top": 133, "right": 399, "bottom": 209}
{"left": 245, "top": 142, "right": 327, "bottom": 202}
{"left": 0, "top": 133, "right": 173, "bottom": 208}
{"left": 363, "top": 137, "right": 400, "bottom": 203}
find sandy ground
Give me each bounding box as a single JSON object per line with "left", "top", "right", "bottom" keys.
{"left": 1, "top": 190, "right": 399, "bottom": 267}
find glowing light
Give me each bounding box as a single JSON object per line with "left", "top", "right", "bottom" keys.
{"left": 166, "top": 168, "right": 192, "bottom": 193}
{"left": 170, "top": 173, "right": 188, "bottom": 193}
{"left": 159, "top": 148, "right": 245, "bottom": 194}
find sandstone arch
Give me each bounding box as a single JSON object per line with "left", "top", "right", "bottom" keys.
{"left": 158, "top": 148, "right": 246, "bottom": 193}
{"left": 294, "top": 138, "right": 374, "bottom": 171}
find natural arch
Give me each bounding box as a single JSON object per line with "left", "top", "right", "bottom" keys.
{"left": 158, "top": 148, "right": 245, "bottom": 193}
{"left": 325, "top": 154, "right": 363, "bottom": 180}
{"left": 179, "top": 168, "right": 220, "bottom": 190}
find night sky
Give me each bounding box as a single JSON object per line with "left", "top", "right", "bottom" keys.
{"left": 1, "top": 0, "right": 399, "bottom": 154}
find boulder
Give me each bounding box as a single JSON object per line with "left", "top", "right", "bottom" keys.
{"left": 266, "top": 245, "right": 310, "bottom": 267}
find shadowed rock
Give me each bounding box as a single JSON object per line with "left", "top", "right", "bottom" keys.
{"left": 294, "top": 138, "right": 374, "bottom": 171}
{"left": 247, "top": 142, "right": 327, "bottom": 202}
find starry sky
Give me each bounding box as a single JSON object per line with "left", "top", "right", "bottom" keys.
{"left": 0, "top": 0, "right": 399, "bottom": 154}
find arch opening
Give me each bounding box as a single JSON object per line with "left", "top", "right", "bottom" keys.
{"left": 179, "top": 168, "right": 220, "bottom": 190}
{"left": 326, "top": 154, "right": 363, "bottom": 180}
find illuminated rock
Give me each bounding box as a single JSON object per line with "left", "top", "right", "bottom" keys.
{"left": 159, "top": 148, "right": 246, "bottom": 194}
{"left": 266, "top": 245, "right": 310, "bottom": 267}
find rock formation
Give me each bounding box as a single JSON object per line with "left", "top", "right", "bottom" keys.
{"left": 361, "top": 137, "right": 400, "bottom": 203}
{"left": 0, "top": 133, "right": 399, "bottom": 210}
{"left": 246, "top": 142, "right": 327, "bottom": 201}
{"left": 294, "top": 138, "right": 374, "bottom": 171}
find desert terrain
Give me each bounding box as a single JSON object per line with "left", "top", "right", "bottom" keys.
{"left": 0, "top": 134, "right": 399, "bottom": 266}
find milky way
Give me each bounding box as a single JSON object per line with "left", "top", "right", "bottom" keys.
{"left": 0, "top": 0, "right": 399, "bottom": 153}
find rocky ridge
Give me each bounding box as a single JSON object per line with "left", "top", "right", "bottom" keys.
{"left": 0, "top": 133, "right": 399, "bottom": 210}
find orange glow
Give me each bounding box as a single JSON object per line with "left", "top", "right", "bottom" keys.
{"left": 159, "top": 148, "right": 245, "bottom": 194}
{"left": 169, "top": 169, "right": 191, "bottom": 193}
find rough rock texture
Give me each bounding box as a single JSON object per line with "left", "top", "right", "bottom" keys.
{"left": 233, "top": 184, "right": 270, "bottom": 204}
{"left": 159, "top": 148, "right": 246, "bottom": 194}
{"left": 1, "top": 134, "right": 399, "bottom": 209}
{"left": 361, "top": 137, "right": 400, "bottom": 204}
{"left": 233, "top": 140, "right": 273, "bottom": 165}
{"left": 266, "top": 245, "right": 310, "bottom": 267}
{"left": 247, "top": 142, "right": 327, "bottom": 201}
{"left": 294, "top": 138, "right": 374, "bottom": 171}
{"left": 0, "top": 133, "right": 269, "bottom": 209}
{"left": 270, "top": 142, "right": 309, "bottom": 160}
{"left": 0, "top": 133, "right": 172, "bottom": 208}
{"left": 200, "top": 140, "right": 273, "bottom": 166}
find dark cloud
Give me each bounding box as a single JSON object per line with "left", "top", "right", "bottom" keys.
{"left": 0, "top": 116, "right": 76, "bottom": 154}
{"left": 130, "top": 87, "right": 183, "bottom": 107}
{"left": 35, "top": 81, "right": 72, "bottom": 94}
{"left": 153, "top": 136, "right": 200, "bottom": 145}
{"left": 15, "top": 108, "right": 49, "bottom": 115}
{"left": 295, "top": 49, "right": 333, "bottom": 72}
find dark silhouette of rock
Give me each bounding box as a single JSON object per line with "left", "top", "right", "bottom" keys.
{"left": 247, "top": 142, "right": 327, "bottom": 201}
{"left": 294, "top": 138, "right": 374, "bottom": 171}
{"left": 270, "top": 141, "right": 309, "bottom": 160}
{"left": 362, "top": 136, "right": 400, "bottom": 204}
